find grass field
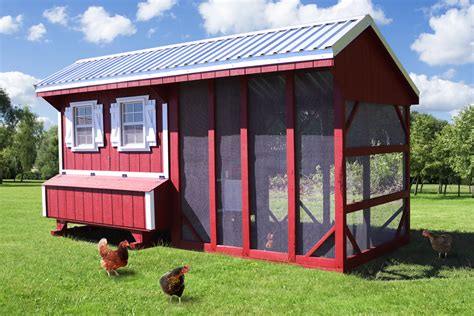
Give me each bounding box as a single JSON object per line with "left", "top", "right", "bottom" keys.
{"left": 0, "top": 181, "right": 473, "bottom": 315}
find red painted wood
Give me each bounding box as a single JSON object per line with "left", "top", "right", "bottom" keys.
{"left": 286, "top": 72, "right": 296, "bottom": 262}
{"left": 129, "top": 153, "right": 140, "bottom": 172}
{"left": 44, "top": 174, "right": 167, "bottom": 192}
{"left": 154, "top": 181, "right": 171, "bottom": 230}
{"left": 240, "top": 77, "right": 250, "bottom": 256}
{"left": 333, "top": 78, "right": 347, "bottom": 272}
{"left": 305, "top": 225, "right": 335, "bottom": 257}
{"left": 215, "top": 245, "right": 244, "bottom": 256}
{"left": 208, "top": 80, "right": 217, "bottom": 251}
{"left": 83, "top": 190, "right": 94, "bottom": 222}
{"left": 91, "top": 152, "right": 101, "bottom": 170}
{"left": 57, "top": 188, "right": 67, "bottom": 219}
{"left": 47, "top": 187, "right": 58, "bottom": 218}
{"left": 119, "top": 152, "right": 130, "bottom": 171}
{"left": 168, "top": 86, "right": 181, "bottom": 245}
{"left": 132, "top": 192, "right": 145, "bottom": 229}
{"left": 66, "top": 188, "right": 75, "bottom": 219}
{"left": 74, "top": 189, "right": 84, "bottom": 221}
{"left": 75, "top": 152, "right": 84, "bottom": 170}
{"left": 248, "top": 249, "right": 289, "bottom": 261}
{"left": 92, "top": 191, "right": 103, "bottom": 223}
{"left": 333, "top": 28, "right": 418, "bottom": 105}
{"left": 346, "top": 191, "right": 408, "bottom": 213}
{"left": 122, "top": 193, "right": 134, "bottom": 227}
{"left": 83, "top": 153, "right": 92, "bottom": 170}
{"left": 112, "top": 191, "right": 123, "bottom": 226}
{"left": 345, "top": 144, "right": 409, "bottom": 156}
{"left": 102, "top": 190, "right": 113, "bottom": 225}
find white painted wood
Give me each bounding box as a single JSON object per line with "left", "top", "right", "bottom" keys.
{"left": 64, "top": 107, "right": 73, "bottom": 147}
{"left": 61, "top": 169, "right": 166, "bottom": 179}
{"left": 57, "top": 111, "right": 63, "bottom": 172}
{"left": 145, "top": 99, "right": 157, "bottom": 146}
{"left": 161, "top": 103, "right": 169, "bottom": 179}
{"left": 110, "top": 102, "right": 120, "bottom": 147}
{"left": 145, "top": 191, "right": 155, "bottom": 230}
{"left": 93, "top": 103, "right": 104, "bottom": 147}
{"left": 42, "top": 185, "right": 47, "bottom": 217}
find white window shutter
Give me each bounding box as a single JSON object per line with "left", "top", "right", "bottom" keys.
{"left": 64, "top": 107, "right": 73, "bottom": 148}
{"left": 110, "top": 103, "right": 120, "bottom": 147}
{"left": 93, "top": 103, "right": 104, "bottom": 147}
{"left": 145, "top": 99, "right": 157, "bottom": 146}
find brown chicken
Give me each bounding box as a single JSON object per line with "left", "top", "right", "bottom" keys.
{"left": 98, "top": 238, "right": 130, "bottom": 276}
{"left": 159, "top": 265, "right": 189, "bottom": 303}
{"left": 422, "top": 230, "right": 453, "bottom": 258}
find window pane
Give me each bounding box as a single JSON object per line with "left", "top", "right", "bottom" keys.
{"left": 134, "top": 103, "right": 143, "bottom": 113}
{"left": 123, "top": 125, "right": 143, "bottom": 145}
{"left": 124, "top": 103, "right": 134, "bottom": 113}
{"left": 134, "top": 113, "right": 142, "bottom": 122}
{"left": 84, "top": 115, "right": 92, "bottom": 125}
{"left": 85, "top": 106, "right": 92, "bottom": 116}
{"left": 123, "top": 113, "right": 133, "bottom": 123}
{"left": 76, "top": 127, "right": 93, "bottom": 145}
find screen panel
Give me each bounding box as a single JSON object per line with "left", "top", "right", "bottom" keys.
{"left": 248, "top": 74, "right": 288, "bottom": 252}
{"left": 295, "top": 70, "right": 335, "bottom": 258}
{"left": 179, "top": 81, "right": 210, "bottom": 243}
{"left": 215, "top": 77, "right": 242, "bottom": 247}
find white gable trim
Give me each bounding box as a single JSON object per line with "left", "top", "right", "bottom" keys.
{"left": 145, "top": 191, "right": 155, "bottom": 230}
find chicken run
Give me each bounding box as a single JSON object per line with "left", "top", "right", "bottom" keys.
{"left": 37, "top": 15, "right": 419, "bottom": 272}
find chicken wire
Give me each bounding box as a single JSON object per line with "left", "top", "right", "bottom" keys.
{"left": 179, "top": 81, "right": 210, "bottom": 243}
{"left": 346, "top": 199, "right": 405, "bottom": 256}
{"left": 248, "top": 74, "right": 288, "bottom": 252}
{"left": 346, "top": 102, "right": 405, "bottom": 148}
{"left": 216, "top": 77, "right": 242, "bottom": 247}
{"left": 295, "top": 70, "right": 335, "bottom": 258}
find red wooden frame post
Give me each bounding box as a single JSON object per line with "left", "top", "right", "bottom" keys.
{"left": 333, "top": 81, "right": 347, "bottom": 272}
{"left": 208, "top": 80, "right": 217, "bottom": 251}
{"left": 404, "top": 105, "right": 411, "bottom": 240}
{"left": 240, "top": 77, "right": 250, "bottom": 256}
{"left": 51, "top": 220, "right": 68, "bottom": 236}
{"left": 168, "top": 86, "right": 181, "bottom": 246}
{"left": 286, "top": 72, "right": 296, "bottom": 262}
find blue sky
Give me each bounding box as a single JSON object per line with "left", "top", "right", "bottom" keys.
{"left": 0, "top": 0, "right": 472, "bottom": 128}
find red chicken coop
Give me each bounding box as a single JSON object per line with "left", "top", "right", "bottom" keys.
{"left": 36, "top": 14, "right": 418, "bottom": 272}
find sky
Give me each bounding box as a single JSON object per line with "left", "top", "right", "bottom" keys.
{"left": 0, "top": 0, "right": 473, "bottom": 129}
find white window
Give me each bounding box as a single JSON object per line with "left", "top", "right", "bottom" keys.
{"left": 64, "top": 100, "right": 104, "bottom": 152}
{"left": 111, "top": 95, "right": 156, "bottom": 152}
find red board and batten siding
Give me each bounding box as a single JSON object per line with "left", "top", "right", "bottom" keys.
{"left": 48, "top": 86, "right": 164, "bottom": 173}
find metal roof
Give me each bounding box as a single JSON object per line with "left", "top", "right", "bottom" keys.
{"left": 35, "top": 15, "right": 418, "bottom": 96}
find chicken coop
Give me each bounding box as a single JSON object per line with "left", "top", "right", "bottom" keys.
{"left": 36, "top": 15, "right": 418, "bottom": 272}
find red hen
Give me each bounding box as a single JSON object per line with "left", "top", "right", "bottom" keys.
{"left": 98, "top": 238, "right": 129, "bottom": 276}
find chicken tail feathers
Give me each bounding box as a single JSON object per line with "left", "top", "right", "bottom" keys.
{"left": 98, "top": 238, "right": 108, "bottom": 252}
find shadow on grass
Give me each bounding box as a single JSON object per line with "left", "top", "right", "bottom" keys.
{"left": 352, "top": 229, "right": 474, "bottom": 281}
{"left": 60, "top": 225, "right": 170, "bottom": 247}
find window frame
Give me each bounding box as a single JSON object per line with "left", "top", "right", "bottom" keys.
{"left": 70, "top": 100, "right": 98, "bottom": 152}
{"left": 116, "top": 95, "right": 149, "bottom": 152}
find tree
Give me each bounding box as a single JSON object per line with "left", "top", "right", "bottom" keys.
{"left": 35, "top": 126, "right": 59, "bottom": 179}
{"left": 410, "top": 111, "right": 447, "bottom": 195}
{"left": 446, "top": 106, "right": 474, "bottom": 196}
{"left": 11, "top": 107, "right": 43, "bottom": 181}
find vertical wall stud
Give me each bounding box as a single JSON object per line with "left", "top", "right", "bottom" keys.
{"left": 240, "top": 77, "right": 250, "bottom": 256}
{"left": 208, "top": 80, "right": 217, "bottom": 250}
{"left": 286, "top": 72, "right": 296, "bottom": 262}
{"left": 404, "top": 105, "right": 411, "bottom": 240}
{"left": 334, "top": 80, "right": 347, "bottom": 272}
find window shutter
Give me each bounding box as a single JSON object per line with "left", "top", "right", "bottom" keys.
{"left": 145, "top": 99, "right": 157, "bottom": 146}
{"left": 110, "top": 103, "right": 120, "bottom": 147}
{"left": 93, "top": 103, "right": 104, "bottom": 147}
{"left": 64, "top": 107, "right": 73, "bottom": 148}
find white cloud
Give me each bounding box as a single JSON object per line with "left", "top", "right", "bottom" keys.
{"left": 137, "top": 0, "right": 176, "bottom": 21}
{"left": 0, "top": 72, "right": 40, "bottom": 107}
{"left": 147, "top": 28, "right": 156, "bottom": 38}
{"left": 441, "top": 68, "right": 456, "bottom": 80}
{"left": 410, "top": 73, "right": 474, "bottom": 114}
{"left": 0, "top": 15, "right": 23, "bottom": 34}
{"left": 43, "top": 6, "right": 68, "bottom": 26}
{"left": 27, "top": 23, "right": 47, "bottom": 42}
{"left": 411, "top": 4, "right": 474, "bottom": 65}
{"left": 79, "top": 6, "right": 136, "bottom": 44}
{"left": 198, "top": 0, "right": 391, "bottom": 35}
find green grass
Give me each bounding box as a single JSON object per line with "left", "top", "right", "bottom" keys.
{"left": 0, "top": 181, "right": 473, "bottom": 315}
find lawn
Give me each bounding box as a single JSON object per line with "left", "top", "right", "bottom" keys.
{"left": 0, "top": 181, "right": 473, "bottom": 315}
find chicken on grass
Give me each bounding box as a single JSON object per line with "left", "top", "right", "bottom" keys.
{"left": 422, "top": 230, "right": 453, "bottom": 259}
{"left": 159, "top": 265, "right": 189, "bottom": 303}
{"left": 98, "top": 238, "right": 130, "bottom": 276}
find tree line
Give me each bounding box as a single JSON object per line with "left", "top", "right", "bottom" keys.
{"left": 410, "top": 106, "right": 473, "bottom": 196}
{"left": 0, "top": 88, "right": 58, "bottom": 183}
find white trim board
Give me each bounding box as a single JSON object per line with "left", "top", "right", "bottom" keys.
{"left": 145, "top": 191, "right": 155, "bottom": 230}
{"left": 57, "top": 111, "right": 63, "bottom": 171}
{"left": 42, "top": 185, "right": 47, "bottom": 217}
{"left": 61, "top": 169, "right": 166, "bottom": 179}
{"left": 161, "top": 103, "right": 169, "bottom": 179}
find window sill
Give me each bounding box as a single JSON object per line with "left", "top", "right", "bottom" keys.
{"left": 71, "top": 145, "right": 99, "bottom": 152}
